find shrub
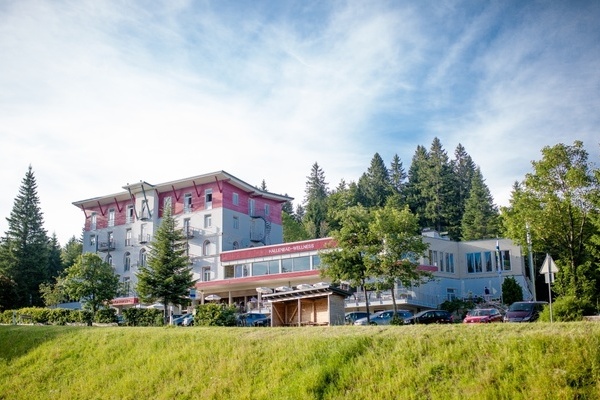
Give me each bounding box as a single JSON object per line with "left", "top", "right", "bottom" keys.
{"left": 194, "top": 304, "right": 237, "bottom": 326}
{"left": 94, "top": 308, "right": 118, "bottom": 324}
{"left": 502, "top": 276, "right": 523, "bottom": 306}
{"left": 122, "top": 308, "right": 164, "bottom": 326}
{"left": 538, "top": 295, "right": 596, "bottom": 322}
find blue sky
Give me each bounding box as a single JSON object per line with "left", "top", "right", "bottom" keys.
{"left": 1, "top": 0, "right": 599, "bottom": 245}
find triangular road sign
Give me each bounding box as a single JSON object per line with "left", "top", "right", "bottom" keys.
{"left": 539, "top": 253, "right": 559, "bottom": 274}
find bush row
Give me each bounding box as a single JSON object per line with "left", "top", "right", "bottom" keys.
{"left": 0, "top": 307, "right": 164, "bottom": 326}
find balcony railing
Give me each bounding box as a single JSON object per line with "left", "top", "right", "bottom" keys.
{"left": 98, "top": 241, "right": 115, "bottom": 252}
{"left": 138, "top": 234, "right": 151, "bottom": 244}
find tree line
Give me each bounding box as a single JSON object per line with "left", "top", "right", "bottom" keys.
{"left": 283, "top": 137, "right": 499, "bottom": 243}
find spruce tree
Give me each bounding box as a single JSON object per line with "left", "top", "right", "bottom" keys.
{"left": 61, "top": 235, "right": 83, "bottom": 270}
{"left": 451, "top": 144, "right": 477, "bottom": 238}
{"left": 0, "top": 165, "right": 50, "bottom": 308}
{"left": 460, "top": 168, "right": 499, "bottom": 240}
{"left": 136, "top": 206, "right": 195, "bottom": 322}
{"left": 47, "top": 233, "right": 64, "bottom": 279}
{"left": 358, "top": 153, "right": 394, "bottom": 208}
{"left": 303, "top": 162, "right": 329, "bottom": 238}
{"left": 389, "top": 153, "right": 407, "bottom": 196}
{"left": 405, "top": 145, "right": 429, "bottom": 226}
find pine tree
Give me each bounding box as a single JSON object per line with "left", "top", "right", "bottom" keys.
{"left": 61, "top": 235, "right": 83, "bottom": 270}
{"left": 451, "top": 144, "right": 477, "bottom": 238}
{"left": 357, "top": 153, "right": 393, "bottom": 208}
{"left": 303, "top": 162, "right": 329, "bottom": 239}
{"left": 421, "top": 138, "right": 459, "bottom": 237}
{"left": 405, "top": 145, "right": 429, "bottom": 226}
{"left": 461, "top": 168, "right": 499, "bottom": 240}
{"left": 47, "top": 233, "right": 64, "bottom": 279}
{"left": 389, "top": 154, "right": 407, "bottom": 196}
{"left": 136, "top": 207, "right": 195, "bottom": 322}
{"left": 0, "top": 166, "right": 50, "bottom": 308}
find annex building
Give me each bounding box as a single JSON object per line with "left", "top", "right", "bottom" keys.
{"left": 73, "top": 170, "right": 534, "bottom": 315}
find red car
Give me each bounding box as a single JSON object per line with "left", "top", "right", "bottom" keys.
{"left": 463, "top": 308, "right": 503, "bottom": 323}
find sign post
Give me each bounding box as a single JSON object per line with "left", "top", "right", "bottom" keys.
{"left": 539, "top": 254, "right": 559, "bottom": 323}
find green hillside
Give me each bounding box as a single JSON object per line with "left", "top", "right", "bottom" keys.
{"left": 1, "top": 323, "right": 599, "bottom": 399}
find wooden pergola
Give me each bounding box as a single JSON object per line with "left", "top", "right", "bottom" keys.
{"left": 263, "top": 285, "right": 352, "bottom": 327}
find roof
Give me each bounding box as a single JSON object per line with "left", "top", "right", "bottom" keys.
{"left": 262, "top": 285, "right": 353, "bottom": 301}
{"left": 72, "top": 170, "right": 292, "bottom": 208}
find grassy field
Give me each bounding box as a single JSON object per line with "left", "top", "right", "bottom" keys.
{"left": 1, "top": 323, "right": 599, "bottom": 400}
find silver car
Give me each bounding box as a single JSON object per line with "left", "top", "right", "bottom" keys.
{"left": 354, "top": 310, "right": 413, "bottom": 325}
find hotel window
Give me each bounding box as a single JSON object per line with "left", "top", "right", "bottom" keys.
{"left": 205, "top": 189, "right": 212, "bottom": 210}
{"left": 312, "top": 255, "right": 321, "bottom": 269}
{"left": 467, "top": 252, "right": 482, "bottom": 273}
{"left": 432, "top": 251, "right": 438, "bottom": 267}
{"left": 264, "top": 204, "right": 270, "bottom": 216}
{"left": 90, "top": 213, "right": 97, "bottom": 230}
{"left": 183, "top": 218, "right": 192, "bottom": 237}
{"left": 125, "top": 229, "right": 132, "bottom": 246}
{"left": 108, "top": 231, "right": 114, "bottom": 246}
{"left": 126, "top": 205, "right": 134, "bottom": 223}
{"left": 225, "top": 264, "right": 248, "bottom": 279}
{"left": 122, "top": 277, "right": 131, "bottom": 297}
{"left": 204, "top": 214, "right": 212, "bottom": 229}
{"left": 484, "top": 251, "right": 493, "bottom": 272}
{"left": 233, "top": 216, "right": 239, "bottom": 229}
{"left": 248, "top": 198, "right": 255, "bottom": 216}
{"left": 124, "top": 252, "right": 131, "bottom": 272}
{"left": 439, "top": 252, "right": 444, "bottom": 271}
{"left": 232, "top": 192, "right": 239, "bottom": 206}
{"left": 90, "top": 234, "right": 96, "bottom": 247}
{"left": 203, "top": 240, "right": 211, "bottom": 256}
{"left": 141, "top": 200, "right": 149, "bottom": 220}
{"left": 106, "top": 254, "right": 113, "bottom": 266}
{"left": 139, "top": 249, "right": 147, "bottom": 267}
{"left": 163, "top": 196, "right": 172, "bottom": 214}
{"left": 282, "top": 256, "right": 310, "bottom": 273}
{"left": 447, "top": 288, "right": 457, "bottom": 301}
{"left": 500, "top": 250, "right": 511, "bottom": 271}
{"left": 184, "top": 193, "right": 193, "bottom": 213}
{"left": 202, "top": 267, "right": 211, "bottom": 282}
{"left": 252, "top": 262, "right": 268, "bottom": 276}
{"left": 108, "top": 209, "right": 115, "bottom": 227}
{"left": 445, "top": 253, "right": 454, "bottom": 273}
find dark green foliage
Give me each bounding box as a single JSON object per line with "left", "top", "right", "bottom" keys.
{"left": 538, "top": 295, "right": 596, "bottom": 322}
{"left": 461, "top": 168, "right": 500, "bottom": 240}
{"left": 501, "top": 141, "right": 599, "bottom": 309}
{"left": 136, "top": 207, "right": 195, "bottom": 322}
{"left": 282, "top": 212, "right": 310, "bottom": 243}
{"left": 61, "top": 236, "right": 83, "bottom": 269}
{"left": 47, "top": 234, "right": 63, "bottom": 280}
{"left": 0, "top": 307, "right": 93, "bottom": 325}
{"left": 357, "top": 153, "right": 394, "bottom": 208}
{"left": 62, "top": 253, "right": 119, "bottom": 314}
{"left": 194, "top": 303, "right": 236, "bottom": 326}
{"left": 502, "top": 276, "right": 524, "bottom": 306}
{"left": 122, "top": 308, "right": 164, "bottom": 326}
{"left": 0, "top": 166, "right": 50, "bottom": 309}
{"left": 303, "top": 162, "right": 329, "bottom": 238}
{"left": 389, "top": 153, "right": 407, "bottom": 196}
{"left": 94, "top": 308, "right": 118, "bottom": 324}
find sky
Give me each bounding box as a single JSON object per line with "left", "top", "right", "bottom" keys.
{"left": 1, "top": 0, "right": 599, "bottom": 246}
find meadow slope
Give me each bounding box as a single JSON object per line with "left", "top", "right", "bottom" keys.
{"left": 1, "top": 323, "right": 599, "bottom": 399}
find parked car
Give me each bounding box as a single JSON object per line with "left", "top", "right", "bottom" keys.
{"left": 354, "top": 310, "right": 413, "bottom": 325}
{"left": 345, "top": 311, "right": 371, "bottom": 325}
{"left": 405, "top": 310, "right": 453, "bottom": 324}
{"left": 504, "top": 301, "right": 547, "bottom": 322}
{"left": 236, "top": 313, "right": 270, "bottom": 327}
{"left": 463, "top": 308, "right": 503, "bottom": 323}
{"left": 252, "top": 316, "right": 271, "bottom": 327}
{"left": 181, "top": 314, "right": 194, "bottom": 326}
{"left": 172, "top": 314, "right": 190, "bottom": 326}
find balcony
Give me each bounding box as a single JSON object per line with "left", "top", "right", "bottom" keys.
{"left": 98, "top": 241, "right": 115, "bottom": 252}
{"left": 138, "top": 234, "right": 152, "bottom": 244}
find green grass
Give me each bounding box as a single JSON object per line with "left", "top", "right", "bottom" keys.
{"left": 1, "top": 323, "right": 600, "bottom": 399}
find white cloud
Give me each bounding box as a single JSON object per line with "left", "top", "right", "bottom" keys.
{"left": 0, "top": 1, "right": 598, "bottom": 244}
